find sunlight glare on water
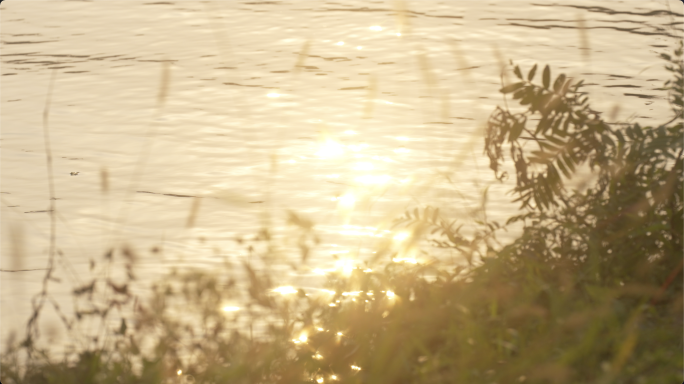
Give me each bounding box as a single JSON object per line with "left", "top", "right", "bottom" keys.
{"left": 273, "top": 286, "right": 299, "bottom": 295}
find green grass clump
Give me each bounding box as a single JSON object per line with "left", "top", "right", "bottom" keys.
{"left": 2, "top": 42, "right": 682, "bottom": 384}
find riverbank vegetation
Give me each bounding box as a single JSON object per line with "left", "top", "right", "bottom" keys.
{"left": 2, "top": 39, "right": 682, "bottom": 384}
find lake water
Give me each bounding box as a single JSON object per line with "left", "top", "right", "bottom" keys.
{"left": 1, "top": 0, "right": 682, "bottom": 350}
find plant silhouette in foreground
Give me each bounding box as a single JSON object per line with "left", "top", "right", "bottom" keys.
{"left": 2, "top": 42, "right": 682, "bottom": 384}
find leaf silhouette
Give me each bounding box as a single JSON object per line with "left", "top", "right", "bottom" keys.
{"left": 542, "top": 65, "right": 550, "bottom": 89}
{"left": 528, "top": 64, "right": 537, "bottom": 81}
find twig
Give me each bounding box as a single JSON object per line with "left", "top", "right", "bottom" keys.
{"left": 42, "top": 69, "right": 58, "bottom": 285}
{"left": 0, "top": 269, "right": 50, "bottom": 272}
{"left": 26, "top": 69, "right": 58, "bottom": 351}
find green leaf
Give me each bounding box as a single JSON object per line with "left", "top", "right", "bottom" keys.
{"left": 510, "top": 120, "right": 525, "bottom": 142}
{"left": 500, "top": 82, "right": 525, "bottom": 94}
{"left": 520, "top": 93, "right": 533, "bottom": 105}
{"left": 513, "top": 89, "right": 526, "bottom": 100}
{"left": 539, "top": 175, "right": 553, "bottom": 206}
{"left": 562, "top": 115, "right": 572, "bottom": 132}
{"left": 514, "top": 65, "right": 523, "bottom": 79}
{"left": 536, "top": 116, "right": 551, "bottom": 134}
{"left": 560, "top": 77, "right": 572, "bottom": 95}
{"left": 542, "top": 65, "right": 550, "bottom": 89}
{"left": 528, "top": 64, "right": 538, "bottom": 82}
{"left": 547, "top": 165, "right": 561, "bottom": 193}
{"left": 553, "top": 74, "right": 567, "bottom": 93}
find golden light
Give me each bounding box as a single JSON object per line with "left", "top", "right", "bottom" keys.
{"left": 396, "top": 32, "right": 402, "bottom": 36}
{"left": 335, "top": 259, "right": 355, "bottom": 275}
{"left": 267, "top": 92, "right": 281, "bottom": 98}
{"left": 393, "top": 232, "right": 409, "bottom": 242}
{"left": 326, "top": 174, "right": 340, "bottom": 178}
{"left": 177, "top": 369, "right": 183, "bottom": 376}
{"left": 386, "top": 290, "right": 396, "bottom": 298}
{"left": 316, "top": 140, "right": 345, "bottom": 158}
{"left": 395, "top": 136, "right": 410, "bottom": 141}
{"left": 222, "top": 306, "right": 240, "bottom": 312}
{"left": 337, "top": 194, "right": 355, "bottom": 210}
{"left": 355, "top": 175, "right": 391, "bottom": 184}
{"left": 337, "top": 332, "right": 343, "bottom": 336}
{"left": 298, "top": 333, "right": 308, "bottom": 343}
{"left": 336, "top": 41, "right": 344, "bottom": 45}
{"left": 331, "top": 375, "right": 338, "bottom": 380}
{"left": 356, "top": 46, "right": 363, "bottom": 50}
{"left": 393, "top": 257, "right": 418, "bottom": 264}
{"left": 273, "top": 286, "right": 298, "bottom": 295}
{"left": 394, "top": 147, "right": 410, "bottom": 154}
{"left": 353, "top": 162, "right": 374, "bottom": 171}
{"left": 339, "top": 226, "right": 386, "bottom": 238}
{"left": 314, "top": 353, "right": 324, "bottom": 360}
{"left": 317, "top": 377, "right": 325, "bottom": 383}
{"left": 370, "top": 26, "right": 383, "bottom": 31}
{"left": 351, "top": 365, "right": 362, "bottom": 371}
{"left": 344, "top": 130, "right": 357, "bottom": 135}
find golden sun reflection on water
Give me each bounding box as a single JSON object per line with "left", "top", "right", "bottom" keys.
{"left": 392, "top": 257, "right": 418, "bottom": 264}
{"left": 354, "top": 175, "right": 391, "bottom": 184}
{"left": 334, "top": 259, "right": 355, "bottom": 276}
{"left": 393, "top": 232, "right": 409, "bottom": 241}
{"left": 273, "top": 286, "right": 298, "bottom": 295}
{"left": 339, "top": 225, "right": 388, "bottom": 237}
{"left": 353, "top": 162, "right": 374, "bottom": 171}
{"left": 316, "top": 140, "right": 345, "bottom": 158}
{"left": 336, "top": 193, "right": 355, "bottom": 210}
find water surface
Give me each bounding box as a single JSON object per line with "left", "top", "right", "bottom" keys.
{"left": 1, "top": 0, "right": 682, "bottom": 347}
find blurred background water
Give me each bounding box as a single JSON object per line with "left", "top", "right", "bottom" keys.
{"left": 1, "top": 0, "right": 682, "bottom": 349}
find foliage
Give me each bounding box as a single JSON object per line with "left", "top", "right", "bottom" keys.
{"left": 2, "top": 43, "right": 682, "bottom": 384}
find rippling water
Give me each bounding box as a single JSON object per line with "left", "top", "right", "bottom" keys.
{"left": 1, "top": 0, "right": 682, "bottom": 346}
